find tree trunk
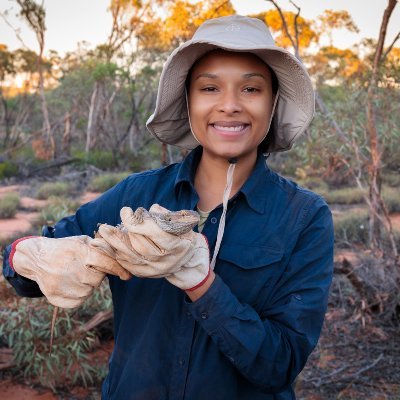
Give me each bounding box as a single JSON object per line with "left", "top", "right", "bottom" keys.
{"left": 86, "top": 82, "right": 99, "bottom": 153}
{"left": 62, "top": 112, "right": 71, "bottom": 155}
{"left": 365, "top": 0, "right": 398, "bottom": 255}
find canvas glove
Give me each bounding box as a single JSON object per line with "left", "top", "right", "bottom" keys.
{"left": 97, "top": 205, "right": 210, "bottom": 290}
{"left": 11, "top": 235, "right": 130, "bottom": 308}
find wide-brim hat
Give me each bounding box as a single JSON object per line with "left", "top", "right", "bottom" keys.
{"left": 146, "top": 15, "right": 315, "bottom": 153}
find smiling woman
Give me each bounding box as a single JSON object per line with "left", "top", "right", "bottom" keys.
{"left": 4, "top": 15, "right": 334, "bottom": 400}
{"left": 187, "top": 50, "right": 275, "bottom": 163}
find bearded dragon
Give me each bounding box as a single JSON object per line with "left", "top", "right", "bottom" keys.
{"left": 49, "top": 206, "right": 200, "bottom": 352}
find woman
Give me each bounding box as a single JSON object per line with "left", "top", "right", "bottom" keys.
{"left": 4, "top": 15, "right": 334, "bottom": 399}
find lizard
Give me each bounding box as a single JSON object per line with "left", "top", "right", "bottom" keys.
{"left": 49, "top": 206, "right": 200, "bottom": 352}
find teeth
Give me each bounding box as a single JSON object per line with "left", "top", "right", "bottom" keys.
{"left": 213, "top": 124, "right": 245, "bottom": 132}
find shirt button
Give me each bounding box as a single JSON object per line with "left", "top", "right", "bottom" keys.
{"left": 201, "top": 312, "right": 208, "bottom": 320}
{"left": 186, "top": 311, "right": 191, "bottom": 317}
{"left": 210, "top": 217, "right": 218, "bottom": 224}
{"left": 178, "top": 359, "right": 185, "bottom": 366}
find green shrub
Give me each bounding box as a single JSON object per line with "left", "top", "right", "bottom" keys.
{"left": 296, "top": 177, "right": 329, "bottom": 195}
{"left": 73, "top": 149, "right": 116, "bottom": 170}
{"left": 333, "top": 211, "right": 369, "bottom": 245}
{"left": 382, "top": 171, "right": 400, "bottom": 187}
{"left": 382, "top": 187, "right": 400, "bottom": 213}
{"left": 39, "top": 196, "right": 80, "bottom": 224}
{"left": 0, "top": 280, "right": 112, "bottom": 391}
{"left": 36, "top": 181, "right": 74, "bottom": 200}
{"left": 88, "top": 172, "right": 130, "bottom": 192}
{"left": 0, "top": 192, "right": 20, "bottom": 218}
{"left": 0, "top": 161, "right": 19, "bottom": 180}
{"left": 324, "top": 187, "right": 366, "bottom": 205}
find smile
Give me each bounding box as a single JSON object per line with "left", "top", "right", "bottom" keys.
{"left": 212, "top": 124, "right": 247, "bottom": 132}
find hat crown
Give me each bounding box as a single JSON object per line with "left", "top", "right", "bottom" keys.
{"left": 193, "top": 15, "right": 275, "bottom": 47}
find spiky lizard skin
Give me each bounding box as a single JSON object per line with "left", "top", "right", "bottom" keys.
{"left": 125, "top": 207, "right": 200, "bottom": 235}
{"left": 50, "top": 207, "right": 200, "bottom": 352}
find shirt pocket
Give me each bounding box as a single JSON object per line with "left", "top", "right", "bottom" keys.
{"left": 216, "top": 243, "right": 284, "bottom": 307}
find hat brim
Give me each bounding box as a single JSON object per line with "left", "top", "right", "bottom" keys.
{"left": 146, "top": 40, "right": 315, "bottom": 152}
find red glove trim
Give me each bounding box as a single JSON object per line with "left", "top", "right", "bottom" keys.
{"left": 9, "top": 236, "right": 38, "bottom": 271}
{"left": 185, "top": 266, "right": 211, "bottom": 292}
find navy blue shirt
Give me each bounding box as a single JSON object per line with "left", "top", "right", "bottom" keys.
{"left": 3, "top": 147, "right": 334, "bottom": 399}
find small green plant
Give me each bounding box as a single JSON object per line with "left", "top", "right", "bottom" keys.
{"left": 36, "top": 182, "right": 74, "bottom": 200}
{"left": 0, "top": 280, "right": 113, "bottom": 391}
{"left": 333, "top": 210, "right": 369, "bottom": 246}
{"left": 0, "top": 192, "right": 20, "bottom": 218}
{"left": 382, "top": 187, "right": 400, "bottom": 213}
{"left": 323, "top": 187, "right": 366, "bottom": 205}
{"left": 88, "top": 172, "right": 130, "bottom": 192}
{"left": 39, "top": 196, "right": 80, "bottom": 224}
{"left": 382, "top": 171, "right": 400, "bottom": 188}
{"left": 73, "top": 150, "right": 117, "bottom": 170}
{"left": 0, "top": 161, "right": 19, "bottom": 180}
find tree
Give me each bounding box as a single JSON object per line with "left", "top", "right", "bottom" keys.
{"left": 15, "top": 0, "right": 55, "bottom": 159}
{"left": 264, "top": 0, "right": 399, "bottom": 257}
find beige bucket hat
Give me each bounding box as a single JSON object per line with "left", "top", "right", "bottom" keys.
{"left": 146, "top": 15, "right": 315, "bottom": 153}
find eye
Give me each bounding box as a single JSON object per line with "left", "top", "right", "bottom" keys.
{"left": 243, "top": 87, "right": 259, "bottom": 93}
{"left": 201, "top": 86, "right": 218, "bottom": 92}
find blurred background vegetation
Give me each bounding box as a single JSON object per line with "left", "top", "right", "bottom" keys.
{"left": 0, "top": 0, "right": 399, "bottom": 398}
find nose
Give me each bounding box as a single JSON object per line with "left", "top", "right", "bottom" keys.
{"left": 217, "top": 89, "right": 242, "bottom": 114}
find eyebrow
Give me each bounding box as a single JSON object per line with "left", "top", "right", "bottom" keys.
{"left": 194, "top": 72, "right": 268, "bottom": 81}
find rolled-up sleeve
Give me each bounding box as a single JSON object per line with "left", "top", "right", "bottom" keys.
{"left": 187, "top": 200, "right": 334, "bottom": 393}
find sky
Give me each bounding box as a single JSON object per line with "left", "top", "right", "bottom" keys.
{"left": 0, "top": 0, "right": 399, "bottom": 55}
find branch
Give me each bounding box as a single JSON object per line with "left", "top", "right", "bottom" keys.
{"left": 371, "top": 0, "right": 397, "bottom": 77}
{"left": 382, "top": 30, "right": 400, "bottom": 61}
{"left": 289, "top": 0, "right": 301, "bottom": 56}
{"left": 267, "top": 0, "right": 299, "bottom": 59}
{"left": 0, "top": 11, "right": 29, "bottom": 49}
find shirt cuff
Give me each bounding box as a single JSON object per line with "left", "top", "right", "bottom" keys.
{"left": 3, "top": 242, "right": 43, "bottom": 298}
{"left": 186, "top": 274, "right": 240, "bottom": 334}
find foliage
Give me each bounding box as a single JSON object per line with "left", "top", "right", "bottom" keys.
{"left": 0, "top": 192, "right": 20, "bottom": 218}
{"left": 382, "top": 187, "right": 400, "bottom": 213}
{"left": 0, "top": 161, "right": 19, "bottom": 180}
{"left": 333, "top": 210, "right": 369, "bottom": 246}
{"left": 39, "top": 196, "right": 80, "bottom": 224}
{"left": 87, "top": 172, "right": 131, "bottom": 192}
{"left": 36, "top": 181, "right": 74, "bottom": 200}
{"left": 322, "top": 187, "right": 366, "bottom": 205}
{"left": 0, "top": 280, "right": 112, "bottom": 391}
{"left": 73, "top": 150, "right": 118, "bottom": 170}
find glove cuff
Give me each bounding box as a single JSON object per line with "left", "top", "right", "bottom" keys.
{"left": 185, "top": 266, "right": 211, "bottom": 291}
{"left": 9, "top": 236, "right": 38, "bottom": 271}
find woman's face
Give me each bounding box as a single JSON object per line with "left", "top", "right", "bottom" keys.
{"left": 188, "top": 50, "right": 274, "bottom": 162}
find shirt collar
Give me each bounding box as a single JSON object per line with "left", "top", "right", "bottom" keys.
{"left": 175, "top": 147, "right": 269, "bottom": 215}
{"left": 239, "top": 151, "right": 269, "bottom": 215}
{"left": 174, "top": 146, "right": 202, "bottom": 196}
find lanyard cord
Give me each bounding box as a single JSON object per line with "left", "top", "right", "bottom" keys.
{"left": 210, "top": 160, "right": 236, "bottom": 270}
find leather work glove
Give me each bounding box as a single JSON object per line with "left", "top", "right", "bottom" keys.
{"left": 11, "top": 235, "right": 130, "bottom": 308}
{"left": 97, "top": 205, "right": 210, "bottom": 290}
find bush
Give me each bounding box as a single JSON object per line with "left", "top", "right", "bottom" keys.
{"left": 73, "top": 150, "right": 117, "bottom": 170}
{"left": 87, "top": 172, "right": 130, "bottom": 192}
{"left": 0, "top": 192, "right": 20, "bottom": 218}
{"left": 0, "top": 280, "right": 112, "bottom": 391}
{"left": 36, "top": 181, "right": 74, "bottom": 200}
{"left": 0, "top": 161, "right": 19, "bottom": 180}
{"left": 382, "top": 171, "right": 400, "bottom": 187}
{"left": 333, "top": 211, "right": 369, "bottom": 246}
{"left": 296, "top": 177, "right": 329, "bottom": 195}
{"left": 39, "top": 196, "right": 80, "bottom": 225}
{"left": 382, "top": 187, "right": 400, "bottom": 213}
{"left": 323, "top": 187, "right": 366, "bottom": 205}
